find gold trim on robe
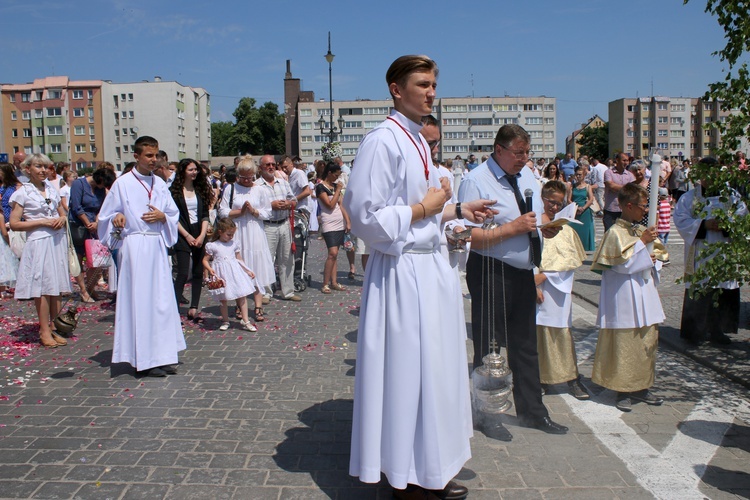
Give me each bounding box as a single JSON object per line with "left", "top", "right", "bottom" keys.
{"left": 591, "top": 219, "right": 668, "bottom": 273}
{"left": 539, "top": 225, "right": 586, "bottom": 272}
{"left": 591, "top": 326, "right": 658, "bottom": 392}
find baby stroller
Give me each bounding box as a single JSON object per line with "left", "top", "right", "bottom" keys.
{"left": 293, "top": 209, "right": 312, "bottom": 292}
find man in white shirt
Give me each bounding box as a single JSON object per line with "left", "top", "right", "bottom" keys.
{"left": 282, "top": 156, "right": 312, "bottom": 215}
{"left": 589, "top": 157, "right": 608, "bottom": 216}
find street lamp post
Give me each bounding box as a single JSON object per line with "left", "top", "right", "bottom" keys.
{"left": 318, "top": 32, "right": 344, "bottom": 145}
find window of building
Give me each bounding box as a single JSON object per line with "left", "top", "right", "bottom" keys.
{"left": 73, "top": 90, "right": 83, "bottom": 99}
{"left": 128, "top": 93, "right": 134, "bottom": 101}
{"left": 10, "top": 111, "right": 17, "bottom": 120}
{"left": 523, "top": 104, "right": 541, "bottom": 111}
{"left": 494, "top": 104, "right": 518, "bottom": 112}
{"left": 657, "top": 103, "right": 668, "bottom": 110}
{"left": 36, "top": 127, "right": 43, "bottom": 136}
{"left": 123, "top": 145, "right": 129, "bottom": 153}
{"left": 50, "top": 144, "right": 62, "bottom": 153}
{"left": 443, "top": 145, "right": 468, "bottom": 153}
{"left": 444, "top": 132, "right": 468, "bottom": 139}
{"left": 339, "top": 134, "right": 363, "bottom": 142}
{"left": 301, "top": 136, "right": 313, "bottom": 143}
{"left": 544, "top": 131, "right": 554, "bottom": 139}
{"left": 72, "top": 125, "right": 84, "bottom": 136}
{"left": 627, "top": 105, "right": 635, "bottom": 112}
{"left": 21, "top": 93, "right": 30, "bottom": 102}
{"left": 35, "top": 91, "right": 43, "bottom": 101}
{"left": 543, "top": 104, "right": 554, "bottom": 112}
{"left": 75, "top": 144, "right": 85, "bottom": 153}
{"left": 46, "top": 126, "right": 62, "bottom": 136}
{"left": 469, "top": 118, "right": 493, "bottom": 126}
{"left": 364, "top": 121, "right": 380, "bottom": 129}
{"left": 670, "top": 117, "right": 682, "bottom": 125}
{"left": 526, "top": 117, "right": 543, "bottom": 125}
{"left": 300, "top": 122, "right": 312, "bottom": 130}
{"left": 47, "top": 107, "right": 62, "bottom": 117}
{"left": 11, "top": 129, "right": 17, "bottom": 137}
{"left": 74, "top": 108, "right": 84, "bottom": 117}
{"left": 89, "top": 126, "right": 96, "bottom": 139}
{"left": 342, "top": 121, "right": 361, "bottom": 128}
{"left": 24, "top": 147, "right": 32, "bottom": 155}
{"left": 642, "top": 104, "right": 650, "bottom": 111}
{"left": 658, "top": 130, "right": 668, "bottom": 137}
{"left": 317, "top": 108, "right": 332, "bottom": 116}
{"left": 443, "top": 118, "right": 467, "bottom": 126}
{"left": 627, "top": 118, "right": 634, "bottom": 125}
{"left": 363, "top": 107, "right": 389, "bottom": 115}
{"left": 544, "top": 118, "right": 554, "bottom": 125}
{"left": 657, "top": 116, "right": 668, "bottom": 123}
{"left": 471, "top": 131, "right": 494, "bottom": 139}
{"left": 670, "top": 143, "right": 686, "bottom": 150}
{"left": 670, "top": 130, "right": 685, "bottom": 137}
{"left": 704, "top": 103, "right": 714, "bottom": 111}
{"left": 670, "top": 104, "right": 686, "bottom": 112}
{"left": 657, "top": 142, "right": 669, "bottom": 149}
{"left": 76, "top": 161, "right": 86, "bottom": 170}
{"left": 495, "top": 117, "right": 518, "bottom": 125}
{"left": 642, "top": 118, "right": 649, "bottom": 125}
{"left": 299, "top": 109, "right": 312, "bottom": 117}
{"left": 301, "top": 149, "right": 313, "bottom": 156}
{"left": 129, "top": 111, "right": 134, "bottom": 118}
{"left": 469, "top": 104, "right": 491, "bottom": 112}
{"left": 643, "top": 131, "right": 650, "bottom": 137}
{"left": 343, "top": 148, "right": 358, "bottom": 156}
{"left": 23, "top": 128, "right": 32, "bottom": 137}
{"left": 22, "top": 111, "right": 31, "bottom": 120}
{"left": 443, "top": 105, "right": 468, "bottom": 113}
{"left": 121, "top": 111, "right": 127, "bottom": 119}
{"left": 49, "top": 90, "right": 62, "bottom": 99}
{"left": 8, "top": 93, "right": 15, "bottom": 103}
{"left": 627, "top": 130, "right": 635, "bottom": 138}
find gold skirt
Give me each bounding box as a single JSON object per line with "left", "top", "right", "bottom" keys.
{"left": 537, "top": 326, "right": 579, "bottom": 385}
{"left": 591, "top": 326, "right": 658, "bottom": 392}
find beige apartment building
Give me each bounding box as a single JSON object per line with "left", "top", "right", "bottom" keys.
{"left": 284, "top": 64, "right": 556, "bottom": 165}
{"left": 565, "top": 115, "right": 607, "bottom": 158}
{"left": 609, "top": 96, "right": 749, "bottom": 160}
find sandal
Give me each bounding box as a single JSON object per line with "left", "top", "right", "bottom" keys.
{"left": 241, "top": 320, "right": 257, "bottom": 332}
{"left": 330, "top": 283, "right": 346, "bottom": 291}
{"left": 187, "top": 309, "right": 204, "bottom": 324}
{"left": 51, "top": 332, "right": 68, "bottom": 346}
{"left": 218, "top": 322, "right": 230, "bottom": 331}
{"left": 348, "top": 272, "right": 355, "bottom": 280}
{"left": 235, "top": 306, "right": 242, "bottom": 319}
{"left": 40, "top": 335, "right": 58, "bottom": 348}
{"left": 321, "top": 285, "right": 332, "bottom": 294}
{"left": 254, "top": 307, "right": 265, "bottom": 322}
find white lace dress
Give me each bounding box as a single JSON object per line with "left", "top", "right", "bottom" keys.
{"left": 205, "top": 240, "right": 260, "bottom": 301}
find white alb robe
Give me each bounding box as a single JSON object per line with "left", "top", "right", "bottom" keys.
{"left": 343, "top": 111, "right": 472, "bottom": 490}
{"left": 98, "top": 170, "right": 185, "bottom": 371}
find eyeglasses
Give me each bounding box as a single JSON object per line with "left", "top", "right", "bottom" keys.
{"left": 262, "top": 162, "right": 277, "bottom": 167}
{"left": 427, "top": 140, "right": 440, "bottom": 150}
{"left": 542, "top": 198, "right": 563, "bottom": 208}
{"left": 499, "top": 145, "right": 533, "bottom": 158}
{"left": 634, "top": 203, "right": 649, "bottom": 210}
{"left": 238, "top": 175, "right": 253, "bottom": 181}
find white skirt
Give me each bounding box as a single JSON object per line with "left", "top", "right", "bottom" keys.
{"left": 14, "top": 231, "right": 72, "bottom": 298}
{"left": 0, "top": 235, "right": 19, "bottom": 286}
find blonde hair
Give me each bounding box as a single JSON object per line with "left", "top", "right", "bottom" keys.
{"left": 237, "top": 155, "right": 257, "bottom": 177}
{"left": 21, "top": 153, "right": 53, "bottom": 168}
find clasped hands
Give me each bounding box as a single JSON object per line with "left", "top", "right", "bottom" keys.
{"left": 111, "top": 204, "right": 166, "bottom": 229}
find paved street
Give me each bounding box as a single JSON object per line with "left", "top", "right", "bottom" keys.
{"left": 0, "top": 228, "right": 748, "bottom": 499}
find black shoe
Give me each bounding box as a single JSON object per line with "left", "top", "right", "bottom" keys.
{"left": 139, "top": 367, "right": 167, "bottom": 377}
{"left": 616, "top": 393, "right": 632, "bottom": 412}
{"left": 630, "top": 389, "right": 663, "bottom": 406}
{"left": 519, "top": 416, "right": 568, "bottom": 434}
{"left": 568, "top": 379, "right": 591, "bottom": 400}
{"left": 710, "top": 333, "right": 732, "bottom": 345}
{"left": 179, "top": 295, "right": 189, "bottom": 305}
{"left": 160, "top": 365, "right": 178, "bottom": 375}
{"left": 479, "top": 421, "right": 513, "bottom": 442}
{"left": 427, "top": 480, "right": 468, "bottom": 500}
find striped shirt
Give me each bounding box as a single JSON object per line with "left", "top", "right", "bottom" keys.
{"left": 657, "top": 199, "right": 671, "bottom": 234}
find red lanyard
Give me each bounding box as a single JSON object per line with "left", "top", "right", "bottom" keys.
{"left": 387, "top": 117, "right": 429, "bottom": 181}
{"left": 132, "top": 170, "right": 154, "bottom": 203}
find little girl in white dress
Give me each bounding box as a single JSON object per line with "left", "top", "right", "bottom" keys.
{"left": 202, "top": 218, "right": 260, "bottom": 332}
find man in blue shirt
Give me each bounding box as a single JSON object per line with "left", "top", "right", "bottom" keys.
{"left": 560, "top": 153, "right": 578, "bottom": 181}
{"left": 459, "top": 124, "right": 568, "bottom": 437}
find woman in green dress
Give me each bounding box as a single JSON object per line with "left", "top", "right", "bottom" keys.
{"left": 568, "top": 167, "right": 595, "bottom": 251}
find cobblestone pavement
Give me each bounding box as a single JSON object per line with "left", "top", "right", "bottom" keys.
{"left": 0, "top": 234, "right": 748, "bottom": 499}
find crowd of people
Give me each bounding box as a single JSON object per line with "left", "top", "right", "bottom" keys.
{"left": 1, "top": 55, "right": 748, "bottom": 499}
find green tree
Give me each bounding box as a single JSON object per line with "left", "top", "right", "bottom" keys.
{"left": 577, "top": 123, "right": 609, "bottom": 161}
{"left": 232, "top": 98, "right": 285, "bottom": 155}
{"left": 210, "top": 121, "right": 237, "bottom": 157}
{"left": 681, "top": 0, "right": 750, "bottom": 298}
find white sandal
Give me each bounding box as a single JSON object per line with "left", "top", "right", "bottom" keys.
{"left": 241, "top": 320, "right": 257, "bottom": 332}
{"left": 218, "top": 322, "right": 230, "bottom": 331}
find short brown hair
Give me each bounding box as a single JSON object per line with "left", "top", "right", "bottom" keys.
{"left": 386, "top": 55, "right": 438, "bottom": 96}
{"left": 542, "top": 180, "right": 567, "bottom": 197}
{"left": 618, "top": 182, "right": 647, "bottom": 206}
{"left": 134, "top": 136, "right": 159, "bottom": 154}
{"left": 493, "top": 124, "right": 530, "bottom": 149}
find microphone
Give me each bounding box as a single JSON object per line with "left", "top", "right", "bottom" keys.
{"left": 524, "top": 188, "right": 540, "bottom": 240}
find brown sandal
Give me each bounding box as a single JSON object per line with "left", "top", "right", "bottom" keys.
{"left": 254, "top": 307, "right": 265, "bottom": 322}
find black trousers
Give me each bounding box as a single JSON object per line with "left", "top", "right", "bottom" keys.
{"left": 680, "top": 287, "right": 740, "bottom": 341}
{"left": 174, "top": 222, "right": 205, "bottom": 309}
{"left": 602, "top": 210, "right": 622, "bottom": 232}
{"left": 466, "top": 252, "right": 548, "bottom": 420}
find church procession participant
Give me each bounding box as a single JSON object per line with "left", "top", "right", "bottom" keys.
{"left": 674, "top": 157, "right": 747, "bottom": 345}
{"left": 97, "top": 136, "right": 185, "bottom": 378}
{"left": 9, "top": 153, "right": 71, "bottom": 348}
{"left": 344, "top": 55, "right": 495, "bottom": 500}
{"left": 458, "top": 124, "right": 569, "bottom": 437}
{"left": 590, "top": 183, "right": 667, "bottom": 412}
{"left": 535, "top": 180, "right": 590, "bottom": 400}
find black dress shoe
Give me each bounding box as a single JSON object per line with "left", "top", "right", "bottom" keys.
{"left": 710, "top": 333, "right": 732, "bottom": 345}
{"left": 630, "top": 389, "right": 663, "bottom": 406}
{"left": 139, "top": 367, "right": 167, "bottom": 377}
{"left": 427, "top": 480, "right": 468, "bottom": 500}
{"left": 179, "top": 295, "right": 189, "bottom": 305}
{"left": 159, "top": 365, "right": 178, "bottom": 375}
{"left": 392, "top": 484, "right": 440, "bottom": 500}
{"left": 519, "top": 416, "right": 568, "bottom": 434}
{"left": 479, "top": 421, "right": 513, "bottom": 442}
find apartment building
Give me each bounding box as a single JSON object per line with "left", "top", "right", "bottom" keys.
{"left": 284, "top": 65, "right": 556, "bottom": 165}
{"left": 288, "top": 96, "right": 556, "bottom": 165}
{"left": 1, "top": 76, "right": 211, "bottom": 171}
{"left": 1, "top": 77, "right": 104, "bottom": 169}
{"left": 609, "top": 96, "right": 749, "bottom": 160}
{"left": 565, "top": 115, "right": 607, "bottom": 158}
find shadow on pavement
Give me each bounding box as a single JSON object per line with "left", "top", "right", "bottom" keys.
{"left": 273, "top": 399, "right": 389, "bottom": 498}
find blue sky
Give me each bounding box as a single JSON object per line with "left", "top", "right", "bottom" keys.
{"left": 1, "top": 0, "right": 738, "bottom": 152}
